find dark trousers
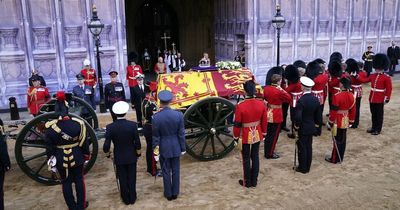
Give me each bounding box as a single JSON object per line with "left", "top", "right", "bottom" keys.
{"left": 289, "top": 106, "right": 296, "bottom": 133}
{"left": 143, "top": 124, "right": 156, "bottom": 175}
{"left": 370, "top": 103, "right": 384, "bottom": 132}
{"left": 110, "top": 109, "right": 117, "bottom": 122}
{"left": 129, "top": 87, "right": 135, "bottom": 106}
{"left": 264, "top": 123, "right": 281, "bottom": 157}
{"left": 134, "top": 104, "right": 143, "bottom": 127}
{"left": 364, "top": 61, "right": 373, "bottom": 77}
{"left": 58, "top": 165, "right": 86, "bottom": 210}
{"left": 328, "top": 93, "right": 334, "bottom": 112}
{"left": 0, "top": 169, "right": 4, "bottom": 210}
{"left": 353, "top": 97, "right": 362, "bottom": 127}
{"left": 160, "top": 156, "right": 180, "bottom": 198}
{"left": 389, "top": 64, "right": 396, "bottom": 76}
{"left": 116, "top": 163, "right": 137, "bottom": 205}
{"left": 242, "top": 142, "right": 260, "bottom": 187}
{"left": 297, "top": 135, "right": 313, "bottom": 172}
{"left": 331, "top": 128, "right": 347, "bottom": 163}
{"left": 282, "top": 103, "right": 289, "bottom": 129}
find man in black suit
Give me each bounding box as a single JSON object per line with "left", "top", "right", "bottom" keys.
{"left": 387, "top": 41, "right": 400, "bottom": 76}
{"left": 131, "top": 74, "right": 148, "bottom": 128}
{"left": 0, "top": 118, "right": 11, "bottom": 210}
{"left": 103, "top": 101, "right": 141, "bottom": 205}
{"left": 293, "top": 76, "right": 322, "bottom": 174}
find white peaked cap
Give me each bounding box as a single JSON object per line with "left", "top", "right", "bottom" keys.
{"left": 112, "top": 101, "right": 129, "bottom": 115}
{"left": 83, "top": 59, "right": 91, "bottom": 66}
{"left": 300, "top": 76, "right": 315, "bottom": 87}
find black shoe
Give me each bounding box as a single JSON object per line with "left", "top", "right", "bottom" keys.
{"left": 252, "top": 182, "right": 257, "bottom": 188}
{"left": 172, "top": 195, "right": 178, "bottom": 200}
{"left": 238, "top": 179, "right": 251, "bottom": 188}
{"left": 349, "top": 124, "right": 358, "bottom": 129}
{"left": 371, "top": 131, "right": 380, "bottom": 135}
{"left": 281, "top": 127, "right": 290, "bottom": 132}
{"left": 265, "top": 153, "right": 280, "bottom": 159}
{"left": 84, "top": 201, "right": 89, "bottom": 209}
{"left": 367, "top": 128, "right": 374, "bottom": 133}
{"left": 294, "top": 167, "right": 307, "bottom": 174}
{"left": 166, "top": 196, "right": 173, "bottom": 201}
{"left": 287, "top": 133, "right": 296, "bottom": 139}
{"left": 325, "top": 156, "right": 332, "bottom": 163}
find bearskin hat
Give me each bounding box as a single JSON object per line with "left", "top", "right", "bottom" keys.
{"left": 293, "top": 60, "right": 306, "bottom": 69}
{"left": 345, "top": 58, "right": 359, "bottom": 74}
{"left": 339, "top": 76, "right": 351, "bottom": 90}
{"left": 306, "top": 61, "right": 321, "bottom": 80}
{"left": 372, "top": 53, "right": 390, "bottom": 70}
{"left": 313, "top": 58, "right": 326, "bottom": 65}
{"left": 243, "top": 80, "right": 256, "bottom": 96}
{"left": 328, "top": 60, "right": 343, "bottom": 77}
{"left": 330, "top": 52, "right": 343, "bottom": 62}
{"left": 265, "top": 66, "right": 283, "bottom": 86}
{"left": 284, "top": 65, "right": 300, "bottom": 83}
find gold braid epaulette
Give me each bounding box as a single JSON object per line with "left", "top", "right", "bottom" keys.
{"left": 45, "top": 120, "right": 61, "bottom": 132}
{"left": 71, "top": 117, "right": 86, "bottom": 147}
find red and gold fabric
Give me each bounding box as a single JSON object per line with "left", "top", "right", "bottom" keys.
{"left": 233, "top": 98, "right": 267, "bottom": 144}
{"left": 368, "top": 73, "right": 392, "bottom": 103}
{"left": 285, "top": 82, "right": 303, "bottom": 108}
{"left": 126, "top": 64, "right": 143, "bottom": 87}
{"left": 328, "top": 91, "right": 356, "bottom": 129}
{"left": 263, "top": 85, "right": 291, "bottom": 123}
{"left": 312, "top": 73, "right": 329, "bottom": 105}
{"left": 80, "top": 68, "right": 97, "bottom": 87}
{"left": 350, "top": 70, "right": 369, "bottom": 98}
{"left": 328, "top": 76, "right": 341, "bottom": 95}
{"left": 156, "top": 68, "right": 260, "bottom": 108}
{"left": 27, "top": 86, "right": 50, "bottom": 115}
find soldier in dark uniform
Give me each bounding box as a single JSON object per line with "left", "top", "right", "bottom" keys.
{"left": 362, "top": 46, "right": 374, "bottom": 77}
{"left": 105, "top": 71, "right": 126, "bottom": 122}
{"left": 131, "top": 74, "right": 148, "bottom": 129}
{"left": 152, "top": 90, "right": 186, "bottom": 201}
{"left": 142, "top": 82, "right": 161, "bottom": 176}
{"left": 73, "top": 74, "right": 96, "bottom": 125}
{"left": 387, "top": 41, "right": 400, "bottom": 76}
{"left": 293, "top": 77, "right": 322, "bottom": 173}
{"left": 44, "top": 91, "right": 90, "bottom": 210}
{"left": 103, "top": 101, "right": 141, "bottom": 205}
{"left": 0, "top": 118, "right": 11, "bottom": 210}
{"left": 233, "top": 81, "right": 267, "bottom": 187}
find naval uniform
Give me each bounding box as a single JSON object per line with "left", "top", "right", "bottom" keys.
{"left": 142, "top": 95, "right": 158, "bottom": 175}
{"left": 0, "top": 118, "right": 10, "bottom": 210}
{"left": 45, "top": 117, "right": 89, "bottom": 210}
{"left": 104, "top": 82, "right": 126, "bottom": 122}
{"left": 233, "top": 97, "right": 267, "bottom": 187}
{"left": 103, "top": 118, "right": 141, "bottom": 205}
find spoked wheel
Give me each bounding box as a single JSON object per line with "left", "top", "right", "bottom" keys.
{"left": 15, "top": 113, "right": 98, "bottom": 185}
{"left": 184, "top": 97, "right": 235, "bottom": 161}
{"left": 40, "top": 95, "right": 99, "bottom": 129}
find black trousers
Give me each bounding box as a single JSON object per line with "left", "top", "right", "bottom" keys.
{"left": 129, "top": 87, "right": 135, "bottom": 106}
{"left": 116, "top": 163, "right": 137, "bottom": 205}
{"left": 364, "top": 61, "right": 373, "bottom": 77}
{"left": 143, "top": 124, "right": 156, "bottom": 175}
{"left": 241, "top": 142, "right": 260, "bottom": 187}
{"left": 370, "top": 103, "right": 384, "bottom": 132}
{"left": 282, "top": 103, "right": 289, "bottom": 129}
{"left": 297, "top": 135, "right": 313, "bottom": 172}
{"left": 58, "top": 165, "right": 86, "bottom": 210}
{"left": 135, "top": 104, "right": 143, "bottom": 127}
{"left": 328, "top": 93, "right": 334, "bottom": 112}
{"left": 0, "top": 169, "right": 4, "bottom": 210}
{"left": 389, "top": 63, "right": 397, "bottom": 76}
{"left": 264, "top": 123, "right": 281, "bottom": 158}
{"left": 353, "top": 97, "right": 362, "bottom": 127}
{"left": 331, "top": 128, "right": 347, "bottom": 163}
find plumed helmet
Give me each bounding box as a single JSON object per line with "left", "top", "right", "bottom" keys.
{"left": 83, "top": 59, "right": 90, "bottom": 66}
{"left": 265, "top": 66, "right": 283, "bottom": 86}
{"left": 284, "top": 65, "right": 300, "bottom": 83}
{"left": 372, "top": 53, "right": 390, "bottom": 70}
{"left": 328, "top": 60, "right": 343, "bottom": 77}
{"left": 305, "top": 61, "right": 321, "bottom": 80}
{"left": 345, "top": 58, "right": 359, "bottom": 74}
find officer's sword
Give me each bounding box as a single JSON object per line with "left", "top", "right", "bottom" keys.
{"left": 293, "top": 140, "right": 297, "bottom": 172}
{"left": 109, "top": 154, "right": 120, "bottom": 192}
{"left": 330, "top": 128, "right": 342, "bottom": 164}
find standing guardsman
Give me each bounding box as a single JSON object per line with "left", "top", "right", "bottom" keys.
{"left": 366, "top": 53, "right": 392, "bottom": 135}
{"left": 327, "top": 60, "right": 343, "bottom": 115}
{"left": 103, "top": 101, "right": 141, "bottom": 205}
{"left": 152, "top": 90, "right": 186, "bottom": 201}
{"left": 27, "top": 75, "right": 50, "bottom": 116}
{"left": 233, "top": 81, "right": 267, "bottom": 188}
{"left": 0, "top": 118, "right": 11, "bottom": 210}
{"left": 293, "top": 77, "right": 321, "bottom": 173}
{"left": 80, "top": 59, "right": 97, "bottom": 110}
{"left": 44, "top": 91, "right": 90, "bottom": 209}
{"left": 73, "top": 74, "right": 96, "bottom": 124}
{"left": 284, "top": 65, "right": 302, "bottom": 139}
{"left": 142, "top": 82, "right": 161, "bottom": 177}
{"left": 28, "top": 69, "right": 46, "bottom": 87}
{"left": 325, "top": 77, "right": 356, "bottom": 164}
{"left": 105, "top": 71, "right": 126, "bottom": 122}
{"left": 263, "top": 73, "right": 291, "bottom": 159}
{"left": 126, "top": 60, "right": 143, "bottom": 108}
{"left": 131, "top": 74, "right": 148, "bottom": 129}
{"left": 362, "top": 46, "right": 374, "bottom": 77}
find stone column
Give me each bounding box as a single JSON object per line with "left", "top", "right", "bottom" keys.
{"left": 65, "top": 26, "right": 82, "bottom": 48}
{"left": 0, "top": 27, "right": 19, "bottom": 51}
{"left": 32, "top": 26, "right": 51, "bottom": 50}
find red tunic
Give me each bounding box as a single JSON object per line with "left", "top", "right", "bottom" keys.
{"left": 328, "top": 76, "right": 341, "bottom": 96}
{"left": 154, "top": 63, "right": 166, "bottom": 74}
{"left": 350, "top": 70, "right": 369, "bottom": 98}
{"left": 126, "top": 64, "right": 143, "bottom": 87}
{"left": 80, "top": 68, "right": 97, "bottom": 87}
{"left": 263, "top": 85, "right": 292, "bottom": 123}
{"left": 312, "top": 73, "right": 329, "bottom": 105}
{"left": 368, "top": 73, "right": 392, "bottom": 103}
{"left": 27, "top": 86, "right": 50, "bottom": 115}
{"left": 233, "top": 98, "right": 267, "bottom": 144}
{"left": 329, "top": 91, "right": 356, "bottom": 129}
{"left": 285, "top": 82, "right": 303, "bottom": 108}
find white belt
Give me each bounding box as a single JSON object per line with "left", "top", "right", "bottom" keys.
{"left": 371, "top": 88, "right": 385, "bottom": 92}
{"left": 352, "top": 85, "right": 362, "bottom": 88}
{"left": 333, "top": 87, "right": 341, "bottom": 90}
{"left": 128, "top": 77, "right": 135, "bottom": 80}
{"left": 292, "top": 92, "right": 302, "bottom": 96}
{"left": 312, "top": 90, "right": 323, "bottom": 94}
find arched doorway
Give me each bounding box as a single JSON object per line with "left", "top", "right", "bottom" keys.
{"left": 126, "top": 0, "right": 179, "bottom": 70}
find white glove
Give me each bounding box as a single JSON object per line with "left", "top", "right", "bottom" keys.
{"left": 154, "top": 155, "right": 160, "bottom": 162}
{"left": 47, "top": 156, "right": 57, "bottom": 172}
{"left": 181, "top": 151, "right": 186, "bottom": 155}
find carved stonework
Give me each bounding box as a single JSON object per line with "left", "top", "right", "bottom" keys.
{"left": 382, "top": 19, "right": 392, "bottom": 34}
{"left": 33, "top": 27, "right": 51, "bottom": 50}
{"left": 34, "top": 59, "right": 56, "bottom": 78}
{"left": 352, "top": 19, "right": 363, "bottom": 36}
{"left": 300, "top": 20, "right": 311, "bottom": 37}
{"left": 282, "top": 20, "right": 292, "bottom": 36}
{"left": 65, "top": 26, "right": 82, "bottom": 48}
{"left": 100, "top": 24, "right": 112, "bottom": 47}
{"left": 367, "top": 19, "right": 378, "bottom": 35}
{"left": 336, "top": 20, "right": 346, "bottom": 36}
{"left": 1, "top": 60, "right": 25, "bottom": 81}
{"left": 0, "top": 27, "right": 19, "bottom": 51}
{"left": 318, "top": 20, "right": 329, "bottom": 36}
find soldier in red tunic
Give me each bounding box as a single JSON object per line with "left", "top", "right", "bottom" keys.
{"left": 27, "top": 76, "right": 50, "bottom": 116}
{"left": 366, "top": 54, "right": 392, "bottom": 135}
{"left": 80, "top": 59, "right": 97, "bottom": 110}
{"left": 284, "top": 65, "right": 302, "bottom": 139}
{"left": 263, "top": 71, "right": 291, "bottom": 159}
{"left": 233, "top": 80, "right": 267, "bottom": 188}
{"left": 325, "top": 77, "right": 356, "bottom": 164}
{"left": 327, "top": 60, "right": 343, "bottom": 115}
{"left": 126, "top": 60, "right": 143, "bottom": 108}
